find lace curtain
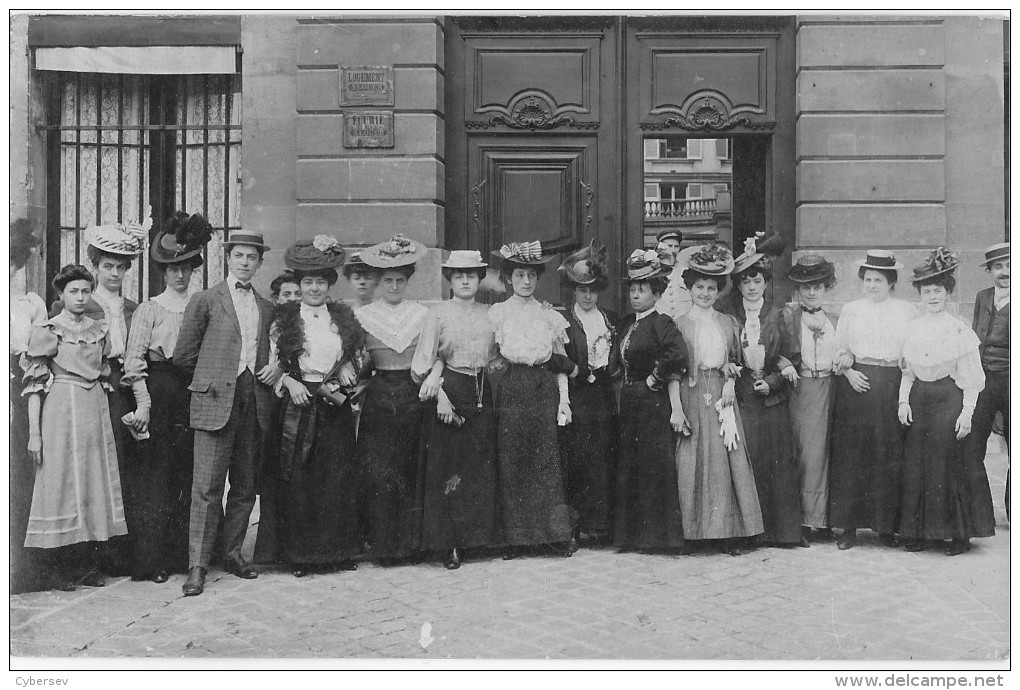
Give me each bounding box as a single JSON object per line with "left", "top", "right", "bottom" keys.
{"left": 55, "top": 73, "right": 241, "bottom": 303}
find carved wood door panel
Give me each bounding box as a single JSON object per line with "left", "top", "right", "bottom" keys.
{"left": 446, "top": 18, "right": 620, "bottom": 307}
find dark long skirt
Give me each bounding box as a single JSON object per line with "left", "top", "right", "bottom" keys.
{"left": 560, "top": 379, "right": 618, "bottom": 534}
{"left": 421, "top": 370, "right": 499, "bottom": 550}
{"left": 356, "top": 370, "right": 427, "bottom": 559}
{"left": 120, "top": 361, "right": 194, "bottom": 576}
{"left": 104, "top": 359, "right": 136, "bottom": 575}
{"left": 613, "top": 380, "right": 685, "bottom": 550}
{"left": 829, "top": 364, "right": 904, "bottom": 533}
{"left": 737, "top": 379, "right": 803, "bottom": 544}
{"left": 496, "top": 363, "right": 572, "bottom": 546}
{"left": 900, "top": 377, "right": 996, "bottom": 541}
{"left": 10, "top": 354, "right": 38, "bottom": 592}
{"left": 256, "top": 381, "right": 362, "bottom": 564}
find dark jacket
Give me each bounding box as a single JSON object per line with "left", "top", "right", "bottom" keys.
{"left": 563, "top": 306, "right": 622, "bottom": 385}
{"left": 611, "top": 311, "right": 687, "bottom": 385}
{"left": 972, "top": 287, "right": 1009, "bottom": 373}
{"left": 717, "top": 291, "right": 789, "bottom": 407}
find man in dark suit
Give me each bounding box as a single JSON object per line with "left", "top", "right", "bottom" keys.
{"left": 970, "top": 242, "right": 1010, "bottom": 518}
{"left": 174, "top": 231, "right": 275, "bottom": 596}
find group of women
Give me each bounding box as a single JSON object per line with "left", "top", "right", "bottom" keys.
{"left": 9, "top": 213, "right": 998, "bottom": 593}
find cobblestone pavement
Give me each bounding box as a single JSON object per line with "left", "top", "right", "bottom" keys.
{"left": 10, "top": 443, "right": 1010, "bottom": 662}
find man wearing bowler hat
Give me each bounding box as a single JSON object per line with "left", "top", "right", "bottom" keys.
{"left": 970, "top": 242, "right": 1010, "bottom": 517}
{"left": 174, "top": 230, "right": 275, "bottom": 596}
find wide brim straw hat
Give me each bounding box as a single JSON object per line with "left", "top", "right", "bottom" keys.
{"left": 910, "top": 247, "right": 959, "bottom": 284}
{"left": 222, "top": 230, "right": 272, "bottom": 251}
{"left": 150, "top": 212, "right": 213, "bottom": 264}
{"left": 732, "top": 231, "right": 787, "bottom": 274}
{"left": 491, "top": 239, "right": 566, "bottom": 266}
{"left": 980, "top": 242, "right": 1010, "bottom": 267}
{"left": 680, "top": 241, "right": 735, "bottom": 276}
{"left": 855, "top": 249, "right": 903, "bottom": 271}
{"left": 787, "top": 254, "right": 836, "bottom": 284}
{"left": 624, "top": 248, "right": 670, "bottom": 281}
{"left": 360, "top": 233, "right": 427, "bottom": 268}
{"left": 87, "top": 222, "right": 147, "bottom": 256}
{"left": 559, "top": 239, "right": 608, "bottom": 286}
{"left": 442, "top": 250, "right": 487, "bottom": 270}
{"left": 284, "top": 235, "right": 347, "bottom": 271}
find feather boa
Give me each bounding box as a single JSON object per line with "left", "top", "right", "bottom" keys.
{"left": 272, "top": 301, "right": 367, "bottom": 375}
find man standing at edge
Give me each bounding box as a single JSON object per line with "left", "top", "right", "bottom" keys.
{"left": 174, "top": 231, "right": 275, "bottom": 596}
{"left": 970, "top": 242, "right": 1010, "bottom": 519}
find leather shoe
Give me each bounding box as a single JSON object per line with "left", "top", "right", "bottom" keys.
{"left": 945, "top": 539, "right": 969, "bottom": 557}
{"left": 182, "top": 566, "right": 206, "bottom": 596}
{"left": 224, "top": 557, "right": 259, "bottom": 580}
{"left": 836, "top": 529, "right": 856, "bottom": 550}
{"left": 444, "top": 548, "right": 461, "bottom": 570}
{"left": 291, "top": 564, "right": 309, "bottom": 578}
{"left": 903, "top": 539, "right": 926, "bottom": 552}
{"left": 151, "top": 570, "right": 170, "bottom": 584}
{"left": 80, "top": 569, "right": 106, "bottom": 587}
{"left": 878, "top": 533, "right": 899, "bottom": 548}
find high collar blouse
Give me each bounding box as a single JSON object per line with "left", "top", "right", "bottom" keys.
{"left": 739, "top": 297, "right": 767, "bottom": 374}
{"left": 900, "top": 310, "right": 985, "bottom": 414}
{"left": 356, "top": 299, "right": 429, "bottom": 370}
{"left": 573, "top": 303, "right": 612, "bottom": 370}
{"left": 92, "top": 285, "right": 128, "bottom": 359}
{"left": 10, "top": 290, "right": 47, "bottom": 356}
{"left": 121, "top": 289, "right": 192, "bottom": 386}
{"left": 685, "top": 305, "right": 728, "bottom": 370}
{"left": 488, "top": 294, "right": 569, "bottom": 367}
{"left": 22, "top": 311, "right": 111, "bottom": 395}
{"left": 798, "top": 305, "right": 837, "bottom": 373}
{"left": 269, "top": 303, "right": 346, "bottom": 382}
{"left": 835, "top": 297, "right": 918, "bottom": 363}
{"left": 411, "top": 299, "right": 498, "bottom": 380}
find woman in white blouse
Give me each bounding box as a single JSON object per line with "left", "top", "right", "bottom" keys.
{"left": 256, "top": 236, "right": 366, "bottom": 577}
{"left": 412, "top": 251, "right": 501, "bottom": 570}
{"left": 829, "top": 250, "right": 917, "bottom": 550}
{"left": 121, "top": 212, "right": 211, "bottom": 582}
{"left": 768, "top": 255, "right": 840, "bottom": 545}
{"left": 898, "top": 248, "right": 994, "bottom": 556}
{"left": 488, "top": 240, "right": 577, "bottom": 559}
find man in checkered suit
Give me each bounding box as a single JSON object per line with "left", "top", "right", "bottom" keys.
{"left": 173, "top": 231, "right": 276, "bottom": 596}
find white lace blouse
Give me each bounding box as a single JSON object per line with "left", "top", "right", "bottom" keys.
{"left": 899, "top": 311, "right": 985, "bottom": 415}
{"left": 488, "top": 294, "right": 569, "bottom": 366}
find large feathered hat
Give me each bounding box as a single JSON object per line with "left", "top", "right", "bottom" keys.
{"left": 911, "top": 246, "right": 959, "bottom": 284}
{"left": 150, "top": 212, "right": 213, "bottom": 264}
{"left": 732, "top": 231, "right": 787, "bottom": 275}
{"left": 491, "top": 236, "right": 581, "bottom": 266}
{"left": 559, "top": 239, "right": 608, "bottom": 288}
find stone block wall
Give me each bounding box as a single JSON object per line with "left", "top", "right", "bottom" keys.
{"left": 795, "top": 16, "right": 1005, "bottom": 315}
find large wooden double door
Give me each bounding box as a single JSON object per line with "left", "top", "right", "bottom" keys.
{"left": 445, "top": 16, "right": 796, "bottom": 309}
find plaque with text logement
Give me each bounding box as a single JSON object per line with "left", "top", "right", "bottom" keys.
{"left": 343, "top": 110, "right": 395, "bottom": 148}
{"left": 340, "top": 65, "right": 394, "bottom": 107}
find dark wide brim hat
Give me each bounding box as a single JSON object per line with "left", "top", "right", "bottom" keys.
{"left": 222, "top": 230, "right": 272, "bottom": 251}
{"left": 361, "top": 234, "right": 427, "bottom": 268}
{"left": 788, "top": 254, "right": 835, "bottom": 284}
{"left": 151, "top": 213, "right": 214, "bottom": 264}
{"left": 733, "top": 232, "right": 787, "bottom": 274}
{"left": 285, "top": 236, "right": 347, "bottom": 271}
{"left": 911, "top": 247, "right": 959, "bottom": 284}
{"left": 980, "top": 242, "right": 1010, "bottom": 267}
{"left": 10, "top": 218, "right": 41, "bottom": 250}
{"left": 559, "top": 240, "right": 608, "bottom": 286}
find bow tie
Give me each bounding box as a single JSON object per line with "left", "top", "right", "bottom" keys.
{"left": 802, "top": 305, "right": 823, "bottom": 314}
{"left": 234, "top": 281, "right": 252, "bottom": 291}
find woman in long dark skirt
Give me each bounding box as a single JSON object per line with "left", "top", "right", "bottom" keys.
{"left": 412, "top": 250, "right": 501, "bottom": 569}
{"left": 613, "top": 249, "right": 688, "bottom": 553}
{"left": 830, "top": 250, "right": 917, "bottom": 550}
{"left": 10, "top": 219, "right": 47, "bottom": 593}
{"left": 557, "top": 241, "right": 621, "bottom": 549}
{"left": 355, "top": 235, "right": 430, "bottom": 564}
{"left": 488, "top": 239, "right": 579, "bottom": 558}
{"left": 121, "top": 213, "right": 212, "bottom": 581}
{"left": 718, "top": 234, "right": 803, "bottom": 547}
{"left": 898, "top": 248, "right": 994, "bottom": 556}
{"left": 255, "top": 236, "right": 366, "bottom": 576}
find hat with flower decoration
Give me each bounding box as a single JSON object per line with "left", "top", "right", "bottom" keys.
{"left": 681, "top": 241, "right": 735, "bottom": 276}
{"left": 360, "top": 233, "right": 427, "bottom": 268}
{"left": 285, "top": 234, "right": 347, "bottom": 271}
{"left": 87, "top": 219, "right": 149, "bottom": 256}
{"left": 151, "top": 212, "right": 213, "bottom": 264}
{"left": 491, "top": 236, "right": 581, "bottom": 267}
{"left": 625, "top": 248, "right": 670, "bottom": 282}
{"left": 911, "top": 247, "right": 959, "bottom": 284}
{"left": 732, "top": 231, "right": 787, "bottom": 275}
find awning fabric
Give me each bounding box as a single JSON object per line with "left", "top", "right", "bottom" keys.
{"left": 34, "top": 46, "right": 237, "bottom": 74}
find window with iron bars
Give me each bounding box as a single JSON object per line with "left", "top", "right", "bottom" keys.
{"left": 43, "top": 72, "right": 241, "bottom": 304}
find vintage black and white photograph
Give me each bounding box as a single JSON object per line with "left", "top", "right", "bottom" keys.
{"left": 8, "top": 9, "right": 1010, "bottom": 673}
